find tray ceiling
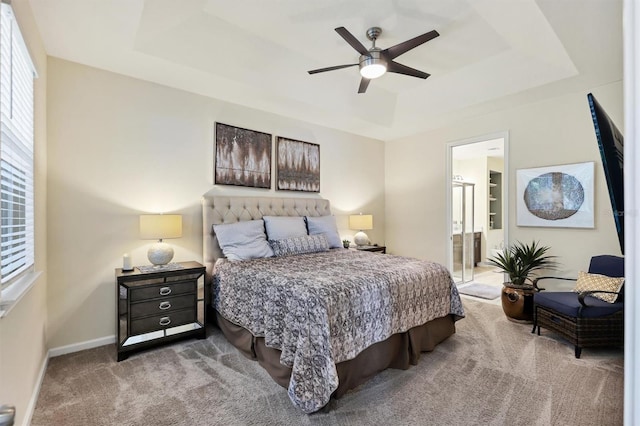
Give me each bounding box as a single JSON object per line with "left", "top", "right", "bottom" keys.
{"left": 29, "top": 0, "right": 621, "bottom": 140}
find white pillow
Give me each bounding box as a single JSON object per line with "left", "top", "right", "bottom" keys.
{"left": 305, "top": 215, "right": 342, "bottom": 249}
{"left": 262, "top": 216, "right": 307, "bottom": 241}
{"left": 213, "top": 219, "right": 274, "bottom": 261}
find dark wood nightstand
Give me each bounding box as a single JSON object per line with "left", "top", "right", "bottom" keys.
{"left": 115, "top": 261, "right": 206, "bottom": 361}
{"left": 353, "top": 245, "right": 386, "bottom": 254}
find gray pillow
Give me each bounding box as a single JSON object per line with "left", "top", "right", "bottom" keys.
{"left": 263, "top": 216, "right": 307, "bottom": 241}
{"left": 305, "top": 215, "right": 342, "bottom": 248}
{"left": 269, "top": 234, "right": 329, "bottom": 257}
{"left": 213, "top": 219, "right": 274, "bottom": 261}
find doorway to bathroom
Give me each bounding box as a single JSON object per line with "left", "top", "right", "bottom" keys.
{"left": 447, "top": 132, "right": 509, "bottom": 286}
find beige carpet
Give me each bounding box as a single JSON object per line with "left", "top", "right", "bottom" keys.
{"left": 31, "top": 300, "right": 623, "bottom": 426}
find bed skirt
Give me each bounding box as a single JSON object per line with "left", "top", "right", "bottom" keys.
{"left": 215, "top": 311, "right": 456, "bottom": 400}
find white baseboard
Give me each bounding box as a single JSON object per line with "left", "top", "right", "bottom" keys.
{"left": 48, "top": 335, "right": 115, "bottom": 358}
{"left": 22, "top": 353, "right": 48, "bottom": 426}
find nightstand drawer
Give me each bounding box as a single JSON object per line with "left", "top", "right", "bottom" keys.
{"left": 129, "top": 280, "right": 195, "bottom": 302}
{"left": 130, "top": 294, "right": 195, "bottom": 319}
{"left": 130, "top": 309, "right": 195, "bottom": 335}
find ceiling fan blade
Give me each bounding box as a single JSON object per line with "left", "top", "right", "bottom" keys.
{"left": 335, "top": 27, "right": 371, "bottom": 56}
{"left": 358, "top": 78, "right": 370, "bottom": 94}
{"left": 387, "top": 61, "right": 430, "bottom": 79}
{"left": 383, "top": 30, "right": 439, "bottom": 60}
{"left": 308, "top": 63, "right": 358, "bottom": 74}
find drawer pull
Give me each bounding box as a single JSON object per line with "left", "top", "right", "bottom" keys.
{"left": 159, "top": 287, "right": 171, "bottom": 296}
{"left": 159, "top": 301, "right": 171, "bottom": 310}
{"left": 159, "top": 317, "right": 171, "bottom": 326}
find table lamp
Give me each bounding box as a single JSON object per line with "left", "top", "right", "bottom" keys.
{"left": 139, "top": 214, "right": 182, "bottom": 266}
{"left": 349, "top": 213, "right": 373, "bottom": 246}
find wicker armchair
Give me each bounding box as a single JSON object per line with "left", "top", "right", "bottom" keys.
{"left": 531, "top": 255, "right": 624, "bottom": 358}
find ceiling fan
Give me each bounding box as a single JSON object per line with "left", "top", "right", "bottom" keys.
{"left": 308, "top": 26, "right": 439, "bottom": 94}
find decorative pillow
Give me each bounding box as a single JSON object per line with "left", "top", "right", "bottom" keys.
{"left": 572, "top": 271, "right": 625, "bottom": 303}
{"left": 213, "top": 219, "right": 273, "bottom": 261}
{"left": 269, "top": 234, "right": 329, "bottom": 257}
{"left": 305, "top": 215, "right": 342, "bottom": 248}
{"left": 263, "top": 216, "right": 308, "bottom": 241}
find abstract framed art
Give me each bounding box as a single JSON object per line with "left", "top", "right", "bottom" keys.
{"left": 214, "top": 122, "right": 272, "bottom": 189}
{"left": 276, "top": 137, "right": 320, "bottom": 192}
{"left": 516, "top": 161, "right": 594, "bottom": 228}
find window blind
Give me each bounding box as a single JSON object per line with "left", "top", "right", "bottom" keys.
{"left": 0, "top": 3, "right": 35, "bottom": 288}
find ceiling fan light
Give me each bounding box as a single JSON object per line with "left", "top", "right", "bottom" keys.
{"left": 360, "top": 63, "right": 386, "bottom": 79}
{"left": 359, "top": 51, "right": 387, "bottom": 79}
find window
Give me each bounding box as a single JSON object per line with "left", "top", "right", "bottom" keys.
{"left": 0, "top": 3, "right": 35, "bottom": 290}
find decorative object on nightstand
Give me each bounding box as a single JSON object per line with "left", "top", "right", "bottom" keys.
{"left": 139, "top": 214, "right": 182, "bottom": 266}
{"left": 342, "top": 239, "right": 350, "bottom": 248}
{"left": 122, "top": 253, "right": 133, "bottom": 271}
{"left": 115, "top": 261, "right": 206, "bottom": 361}
{"left": 349, "top": 213, "right": 373, "bottom": 246}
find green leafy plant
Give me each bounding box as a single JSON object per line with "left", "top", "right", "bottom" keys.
{"left": 487, "top": 240, "right": 558, "bottom": 287}
{"left": 342, "top": 239, "right": 350, "bottom": 248}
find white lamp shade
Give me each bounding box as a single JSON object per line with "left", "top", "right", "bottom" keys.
{"left": 349, "top": 214, "right": 373, "bottom": 231}
{"left": 139, "top": 214, "right": 182, "bottom": 240}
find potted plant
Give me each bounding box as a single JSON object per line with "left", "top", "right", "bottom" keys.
{"left": 342, "top": 239, "right": 350, "bottom": 249}
{"left": 487, "top": 240, "right": 558, "bottom": 323}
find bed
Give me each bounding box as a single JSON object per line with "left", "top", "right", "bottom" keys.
{"left": 202, "top": 192, "right": 464, "bottom": 413}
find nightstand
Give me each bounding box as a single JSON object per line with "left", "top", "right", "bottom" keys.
{"left": 353, "top": 245, "right": 386, "bottom": 254}
{"left": 115, "top": 261, "right": 206, "bottom": 361}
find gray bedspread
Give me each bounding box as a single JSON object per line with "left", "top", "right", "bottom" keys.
{"left": 212, "top": 249, "right": 464, "bottom": 413}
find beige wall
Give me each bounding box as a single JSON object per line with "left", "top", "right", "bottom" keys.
{"left": 385, "top": 82, "right": 623, "bottom": 279}
{"left": 0, "top": 1, "right": 48, "bottom": 425}
{"left": 46, "top": 57, "right": 385, "bottom": 349}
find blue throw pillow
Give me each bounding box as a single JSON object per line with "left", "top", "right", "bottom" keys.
{"left": 305, "top": 215, "right": 342, "bottom": 248}
{"left": 263, "top": 216, "right": 308, "bottom": 241}
{"left": 213, "top": 219, "right": 274, "bottom": 261}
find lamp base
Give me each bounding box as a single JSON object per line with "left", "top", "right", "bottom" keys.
{"left": 354, "top": 231, "right": 370, "bottom": 246}
{"left": 147, "top": 241, "right": 174, "bottom": 266}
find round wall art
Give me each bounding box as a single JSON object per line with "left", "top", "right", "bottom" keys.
{"left": 516, "top": 162, "right": 594, "bottom": 228}
{"left": 523, "top": 172, "right": 584, "bottom": 220}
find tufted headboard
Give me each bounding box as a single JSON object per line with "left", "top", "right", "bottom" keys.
{"left": 201, "top": 190, "right": 332, "bottom": 280}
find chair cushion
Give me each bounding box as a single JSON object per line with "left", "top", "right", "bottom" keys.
{"left": 534, "top": 291, "right": 624, "bottom": 318}
{"left": 573, "top": 271, "right": 624, "bottom": 303}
